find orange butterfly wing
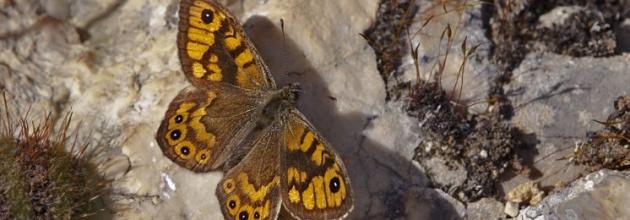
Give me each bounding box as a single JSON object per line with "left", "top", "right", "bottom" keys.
{"left": 178, "top": 0, "right": 275, "bottom": 89}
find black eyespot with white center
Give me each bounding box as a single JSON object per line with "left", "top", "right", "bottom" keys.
{"left": 254, "top": 211, "right": 260, "bottom": 219}
{"left": 239, "top": 211, "right": 248, "bottom": 220}
{"left": 174, "top": 115, "right": 184, "bottom": 123}
{"left": 180, "top": 146, "right": 190, "bottom": 156}
{"left": 201, "top": 9, "right": 213, "bottom": 24}
{"left": 170, "top": 129, "right": 181, "bottom": 140}
{"left": 330, "top": 177, "right": 341, "bottom": 193}
{"left": 228, "top": 200, "right": 236, "bottom": 209}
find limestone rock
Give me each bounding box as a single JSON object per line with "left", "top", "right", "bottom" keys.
{"left": 518, "top": 169, "right": 630, "bottom": 220}
{"left": 506, "top": 52, "right": 630, "bottom": 190}
{"left": 466, "top": 198, "right": 504, "bottom": 220}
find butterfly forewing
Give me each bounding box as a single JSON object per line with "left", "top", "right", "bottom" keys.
{"left": 178, "top": 0, "right": 275, "bottom": 90}
{"left": 216, "top": 123, "right": 283, "bottom": 220}
{"left": 156, "top": 83, "right": 261, "bottom": 172}
{"left": 279, "top": 110, "right": 354, "bottom": 219}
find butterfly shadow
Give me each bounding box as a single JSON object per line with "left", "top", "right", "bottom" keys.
{"left": 243, "top": 16, "right": 462, "bottom": 220}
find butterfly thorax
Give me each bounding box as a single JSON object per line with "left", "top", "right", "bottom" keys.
{"left": 256, "top": 83, "right": 300, "bottom": 128}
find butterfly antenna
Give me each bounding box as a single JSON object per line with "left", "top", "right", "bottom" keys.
{"left": 279, "top": 18, "right": 295, "bottom": 78}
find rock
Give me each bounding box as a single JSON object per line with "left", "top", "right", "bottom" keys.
{"left": 504, "top": 201, "right": 519, "bottom": 217}
{"left": 518, "top": 169, "right": 630, "bottom": 220}
{"left": 617, "top": 19, "right": 630, "bottom": 53}
{"left": 466, "top": 198, "right": 504, "bottom": 220}
{"left": 506, "top": 52, "right": 630, "bottom": 190}
{"left": 538, "top": 6, "right": 584, "bottom": 29}
{"left": 537, "top": 6, "right": 616, "bottom": 57}
{"left": 416, "top": 157, "right": 467, "bottom": 189}
{"left": 100, "top": 154, "right": 131, "bottom": 180}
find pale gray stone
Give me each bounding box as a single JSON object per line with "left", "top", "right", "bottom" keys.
{"left": 505, "top": 52, "right": 630, "bottom": 190}
{"left": 518, "top": 169, "right": 630, "bottom": 220}
{"left": 466, "top": 198, "right": 505, "bottom": 220}
{"left": 505, "top": 201, "right": 520, "bottom": 217}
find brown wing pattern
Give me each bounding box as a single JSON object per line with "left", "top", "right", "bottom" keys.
{"left": 178, "top": 0, "right": 274, "bottom": 89}
{"left": 279, "top": 110, "right": 353, "bottom": 219}
{"left": 156, "top": 83, "right": 261, "bottom": 172}
{"left": 216, "top": 123, "right": 283, "bottom": 220}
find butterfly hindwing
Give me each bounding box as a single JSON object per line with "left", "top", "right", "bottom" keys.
{"left": 178, "top": 0, "right": 275, "bottom": 90}
{"left": 279, "top": 109, "right": 354, "bottom": 219}
{"left": 156, "top": 83, "right": 262, "bottom": 172}
{"left": 216, "top": 123, "right": 283, "bottom": 220}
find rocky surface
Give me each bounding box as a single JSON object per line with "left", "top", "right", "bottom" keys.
{"left": 2, "top": 0, "right": 630, "bottom": 219}
{"left": 1, "top": 0, "right": 463, "bottom": 219}
{"left": 518, "top": 169, "right": 630, "bottom": 220}
{"left": 506, "top": 52, "right": 630, "bottom": 189}
{"left": 397, "top": 0, "right": 630, "bottom": 219}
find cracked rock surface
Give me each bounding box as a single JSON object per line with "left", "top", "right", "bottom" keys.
{"left": 518, "top": 169, "right": 630, "bottom": 220}
{"left": 3, "top": 0, "right": 630, "bottom": 219}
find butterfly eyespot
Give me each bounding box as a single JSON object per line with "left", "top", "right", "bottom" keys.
{"left": 223, "top": 179, "right": 236, "bottom": 193}
{"left": 239, "top": 211, "right": 249, "bottom": 220}
{"left": 174, "top": 115, "right": 184, "bottom": 123}
{"left": 195, "top": 149, "right": 211, "bottom": 164}
{"left": 170, "top": 129, "right": 182, "bottom": 140}
{"left": 226, "top": 195, "right": 240, "bottom": 215}
{"left": 329, "top": 177, "right": 341, "bottom": 193}
{"left": 253, "top": 211, "right": 260, "bottom": 219}
{"left": 166, "top": 125, "right": 187, "bottom": 145}
{"left": 201, "top": 9, "right": 213, "bottom": 24}
{"left": 181, "top": 146, "right": 190, "bottom": 155}
{"left": 229, "top": 200, "right": 237, "bottom": 209}
{"left": 174, "top": 142, "right": 196, "bottom": 160}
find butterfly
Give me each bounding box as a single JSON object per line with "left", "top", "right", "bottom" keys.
{"left": 155, "top": 0, "right": 354, "bottom": 219}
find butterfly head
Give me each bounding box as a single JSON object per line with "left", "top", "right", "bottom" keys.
{"left": 283, "top": 83, "right": 301, "bottom": 105}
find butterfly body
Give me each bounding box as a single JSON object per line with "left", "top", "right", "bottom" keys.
{"left": 156, "top": 0, "right": 353, "bottom": 219}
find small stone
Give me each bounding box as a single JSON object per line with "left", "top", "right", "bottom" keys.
{"left": 504, "top": 201, "right": 520, "bottom": 217}
{"left": 517, "top": 169, "right": 630, "bottom": 219}
{"left": 479, "top": 149, "right": 488, "bottom": 158}
{"left": 466, "top": 198, "right": 504, "bottom": 220}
